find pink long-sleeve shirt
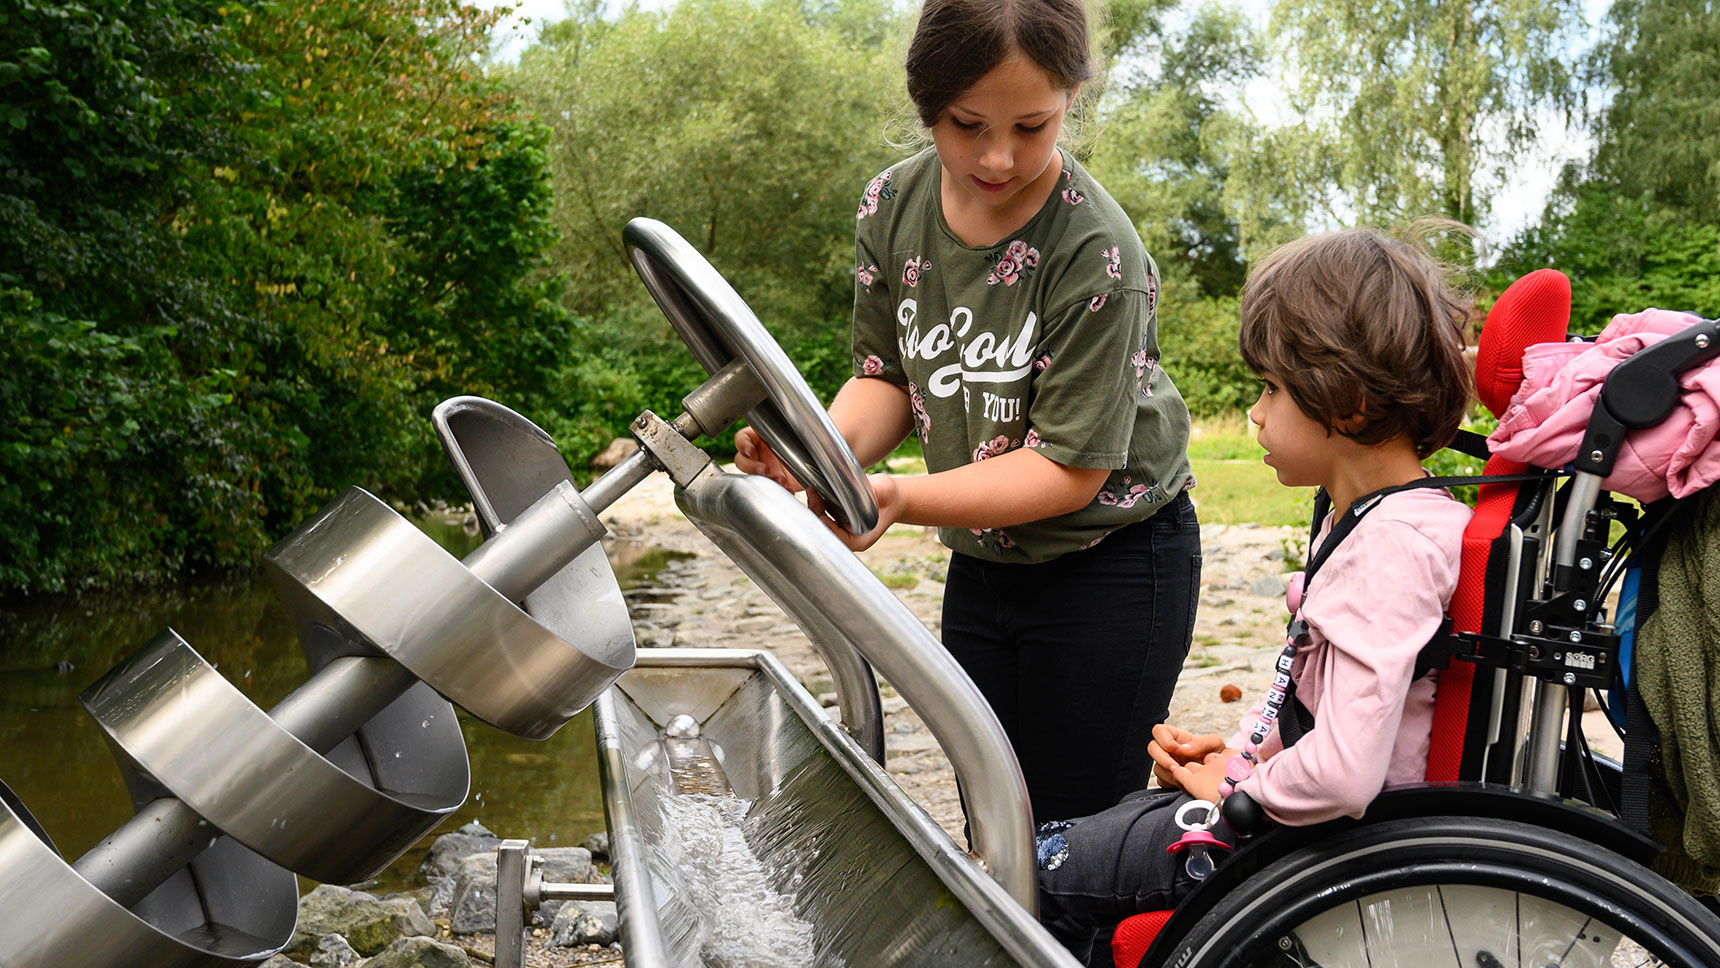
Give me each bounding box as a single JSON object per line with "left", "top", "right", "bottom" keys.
{"left": 1227, "top": 487, "right": 1471, "bottom": 825}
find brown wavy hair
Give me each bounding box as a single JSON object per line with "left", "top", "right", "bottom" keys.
{"left": 904, "top": 0, "right": 1096, "bottom": 127}
{"left": 1237, "top": 226, "right": 1474, "bottom": 458}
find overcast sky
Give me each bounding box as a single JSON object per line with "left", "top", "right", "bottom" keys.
{"left": 476, "top": 0, "right": 1614, "bottom": 249}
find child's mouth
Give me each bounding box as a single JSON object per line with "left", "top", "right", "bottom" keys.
{"left": 973, "top": 176, "right": 1011, "bottom": 193}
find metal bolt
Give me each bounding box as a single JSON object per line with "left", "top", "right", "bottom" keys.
{"left": 1529, "top": 620, "right": 1544, "bottom": 635}
{"left": 1278, "top": 937, "right": 1294, "bottom": 952}
{"left": 1590, "top": 449, "right": 1604, "bottom": 463}
{"left": 1579, "top": 557, "right": 1593, "bottom": 570}
{"left": 1573, "top": 599, "right": 1588, "bottom": 612}
{"left": 1698, "top": 333, "right": 1711, "bottom": 349}
{"left": 1553, "top": 652, "right": 1562, "bottom": 661}
{"left": 1569, "top": 630, "right": 1583, "bottom": 643}
{"left": 1563, "top": 672, "right": 1577, "bottom": 686}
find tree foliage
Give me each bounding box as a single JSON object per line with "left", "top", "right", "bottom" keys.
{"left": 1268, "top": 0, "right": 1582, "bottom": 233}
{"left": 1586, "top": 0, "right": 1720, "bottom": 214}
{"left": 1, "top": 0, "right": 573, "bottom": 594}
{"left": 507, "top": 0, "right": 901, "bottom": 333}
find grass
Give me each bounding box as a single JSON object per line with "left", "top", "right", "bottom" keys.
{"left": 866, "top": 415, "right": 1317, "bottom": 527}
{"left": 1186, "top": 414, "right": 1316, "bottom": 527}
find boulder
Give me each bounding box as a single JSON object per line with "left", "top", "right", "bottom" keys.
{"left": 309, "top": 933, "right": 360, "bottom": 967}
{"left": 364, "top": 936, "right": 472, "bottom": 968}
{"left": 287, "top": 884, "right": 435, "bottom": 958}
{"left": 418, "top": 821, "right": 501, "bottom": 880}
{"left": 551, "top": 900, "right": 618, "bottom": 947}
{"left": 580, "top": 831, "right": 611, "bottom": 864}
{"left": 448, "top": 853, "right": 498, "bottom": 935}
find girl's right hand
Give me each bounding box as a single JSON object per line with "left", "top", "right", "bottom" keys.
{"left": 734, "top": 426, "right": 802, "bottom": 493}
{"left": 1148, "top": 723, "right": 1227, "bottom": 790}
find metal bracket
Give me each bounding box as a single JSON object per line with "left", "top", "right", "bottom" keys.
{"left": 495, "top": 839, "right": 618, "bottom": 968}
{"left": 631, "top": 409, "right": 721, "bottom": 491}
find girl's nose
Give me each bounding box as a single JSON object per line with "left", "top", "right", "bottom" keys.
{"left": 977, "top": 131, "right": 1012, "bottom": 175}
{"left": 1248, "top": 397, "right": 1265, "bottom": 427}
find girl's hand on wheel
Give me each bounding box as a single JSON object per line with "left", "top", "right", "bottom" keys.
{"left": 735, "top": 426, "right": 802, "bottom": 493}
{"left": 809, "top": 473, "right": 900, "bottom": 553}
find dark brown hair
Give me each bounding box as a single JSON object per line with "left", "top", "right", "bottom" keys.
{"left": 904, "top": 0, "right": 1096, "bottom": 126}
{"left": 1237, "top": 226, "right": 1474, "bottom": 458}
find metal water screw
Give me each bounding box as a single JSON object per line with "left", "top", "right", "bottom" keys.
{"left": 1529, "top": 620, "right": 1545, "bottom": 634}
{"left": 1579, "top": 557, "right": 1593, "bottom": 570}
{"left": 1574, "top": 599, "right": 1588, "bottom": 612}
{"left": 1569, "top": 630, "right": 1583, "bottom": 643}
{"left": 1563, "top": 673, "right": 1577, "bottom": 685}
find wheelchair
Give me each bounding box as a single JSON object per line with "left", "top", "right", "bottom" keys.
{"left": 1109, "top": 269, "right": 1720, "bottom": 968}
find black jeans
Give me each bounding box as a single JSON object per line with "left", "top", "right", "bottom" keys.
{"left": 941, "top": 490, "right": 1202, "bottom": 826}
{"left": 1035, "top": 788, "right": 1235, "bottom": 967}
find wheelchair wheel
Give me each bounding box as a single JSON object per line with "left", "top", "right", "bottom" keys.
{"left": 1154, "top": 816, "right": 1720, "bottom": 968}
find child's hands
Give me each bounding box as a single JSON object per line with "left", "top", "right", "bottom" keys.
{"left": 1167, "top": 749, "right": 1239, "bottom": 804}
{"left": 1148, "top": 724, "right": 1227, "bottom": 790}
{"left": 734, "top": 427, "right": 802, "bottom": 493}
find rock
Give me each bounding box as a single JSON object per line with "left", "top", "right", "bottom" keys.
{"left": 448, "top": 853, "right": 499, "bottom": 935}
{"left": 423, "top": 875, "right": 457, "bottom": 919}
{"left": 418, "top": 821, "right": 501, "bottom": 880}
{"left": 288, "top": 885, "right": 435, "bottom": 958}
{"left": 309, "top": 933, "right": 361, "bottom": 967}
{"left": 591, "top": 437, "right": 637, "bottom": 471}
{"left": 536, "top": 846, "right": 595, "bottom": 884}
{"left": 364, "top": 936, "right": 473, "bottom": 968}
{"left": 1220, "top": 683, "right": 1243, "bottom": 703}
{"left": 580, "top": 831, "right": 610, "bottom": 863}
{"left": 260, "top": 957, "right": 298, "bottom": 968}
{"left": 1248, "top": 575, "right": 1286, "bottom": 598}
{"left": 551, "top": 900, "right": 619, "bottom": 946}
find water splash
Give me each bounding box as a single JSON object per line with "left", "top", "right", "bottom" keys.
{"left": 654, "top": 792, "right": 844, "bottom": 968}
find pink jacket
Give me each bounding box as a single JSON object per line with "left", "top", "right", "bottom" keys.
{"left": 1228, "top": 487, "right": 1470, "bottom": 825}
{"left": 1486, "top": 308, "right": 1712, "bottom": 502}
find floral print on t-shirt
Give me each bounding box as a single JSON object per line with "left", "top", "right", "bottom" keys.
{"left": 903, "top": 256, "right": 929, "bottom": 287}
{"left": 1096, "top": 474, "right": 1162, "bottom": 509}
{"left": 986, "top": 239, "right": 1040, "bottom": 287}
{"left": 857, "top": 170, "right": 894, "bottom": 220}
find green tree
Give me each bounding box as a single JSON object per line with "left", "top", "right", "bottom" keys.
{"left": 1587, "top": 0, "right": 1720, "bottom": 214}
{"left": 1, "top": 0, "right": 576, "bottom": 594}
{"left": 1086, "top": 3, "right": 1267, "bottom": 298}
{"left": 507, "top": 0, "right": 901, "bottom": 336}
{"left": 1491, "top": 0, "right": 1720, "bottom": 333}
{"left": 1268, "top": 0, "right": 1583, "bottom": 233}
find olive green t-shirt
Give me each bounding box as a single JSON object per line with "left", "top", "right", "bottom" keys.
{"left": 852, "top": 147, "right": 1193, "bottom": 563}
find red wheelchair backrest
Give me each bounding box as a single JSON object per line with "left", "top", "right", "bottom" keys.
{"left": 1426, "top": 268, "right": 1572, "bottom": 783}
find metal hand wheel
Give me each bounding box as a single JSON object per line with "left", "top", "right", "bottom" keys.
{"left": 622, "top": 217, "right": 878, "bottom": 534}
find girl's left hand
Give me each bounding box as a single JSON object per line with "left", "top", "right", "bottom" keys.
{"left": 1166, "top": 748, "right": 1240, "bottom": 804}
{"left": 809, "top": 473, "right": 901, "bottom": 552}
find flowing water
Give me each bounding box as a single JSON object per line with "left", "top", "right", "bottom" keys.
{"left": 0, "top": 514, "right": 686, "bottom": 892}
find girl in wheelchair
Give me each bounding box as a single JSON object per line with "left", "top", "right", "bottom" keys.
{"left": 1035, "top": 225, "right": 1475, "bottom": 966}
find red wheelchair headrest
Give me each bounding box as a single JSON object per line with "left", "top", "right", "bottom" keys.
{"left": 1475, "top": 268, "right": 1571, "bottom": 418}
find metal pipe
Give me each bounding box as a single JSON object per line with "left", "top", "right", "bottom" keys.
{"left": 73, "top": 479, "right": 605, "bottom": 906}
{"left": 593, "top": 690, "right": 673, "bottom": 968}
{"left": 673, "top": 474, "right": 1036, "bottom": 909}
{"left": 1525, "top": 680, "right": 1568, "bottom": 795}
{"left": 1554, "top": 472, "right": 1602, "bottom": 573}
